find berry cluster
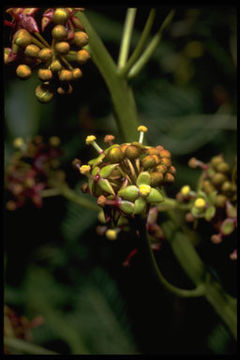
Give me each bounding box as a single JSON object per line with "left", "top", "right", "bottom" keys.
{"left": 177, "top": 155, "right": 237, "bottom": 260}
{"left": 73, "top": 126, "right": 175, "bottom": 240}
{"left": 4, "top": 8, "right": 90, "bottom": 103}
{"left": 5, "top": 136, "right": 63, "bottom": 210}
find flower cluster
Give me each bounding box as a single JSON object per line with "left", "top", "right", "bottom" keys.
{"left": 5, "top": 135, "right": 63, "bottom": 210}
{"left": 177, "top": 155, "right": 237, "bottom": 260}
{"left": 4, "top": 8, "right": 90, "bottom": 103}
{"left": 73, "top": 126, "right": 175, "bottom": 241}
{"left": 4, "top": 305, "right": 43, "bottom": 353}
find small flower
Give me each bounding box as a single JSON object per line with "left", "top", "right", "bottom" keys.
{"left": 137, "top": 125, "right": 148, "bottom": 144}
{"left": 180, "top": 185, "right": 191, "bottom": 196}
{"left": 194, "top": 198, "right": 206, "bottom": 209}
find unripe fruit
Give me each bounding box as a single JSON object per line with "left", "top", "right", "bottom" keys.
{"left": 125, "top": 145, "right": 140, "bottom": 159}
{"left": 216, "top": 161, "right": 230, "bottom": 173}
{"left": 55, "top": 41, "right": 70, "bottom": 54}
{"left": 38, "top": 48, "right": 53, "bottom": 61}
{"left": 142, "top": 155, "right": 158, "bottom": 169}
{"left": 202, "top": 180, "right": 215, "bottom": 194}
{"left": 214, "top": 194, "right": 227, "bottom": 208}
{"left": 169, "top": 166, "right": 176, "bottom": 175}
{"left": 16, "top": 64, "right": 32, "bottom": 79}
{"left": 160, "top": 157, "right": 171, "bottom": 167}
{"left": 58, "top": 69, "right": 73, "bottom": 81}
{"left": 50, "top": 60, "right": 62, "bottom": 72}
{"left": 221, "top": 181, "right": 233, "bottom": 193}
{"left": 35, "top": 84, "right": 54, "bottom": 103}
{"left": 24, "top": 44, "right": 40, "bottom": 57}
{"left": 14, "top": 29, "right": 32, "bottom": 48}
{"left": 53, "top": 8, "right": 69, "bottom": 24}
{"left": 212, "top": 172, "right": 227, "bottom": 187}
{"left": 156, "top": 164, "right": 168, "bottom": 173}
{"left": 74, "top": 31, "right": 89, "bottom": 48}
{"left": 159, "top": 149, "right": 171, "bottom": 158}
{"left": 76, "top": 49, "right": 90, "bottom": 63}
{"left": 51, "top": 25, "right": 67, "bottom": 40}
{"left": 108, "top": 146, "right": 124, "bottom": 163}
{"left": 38, "top": 69, "right": 53, "bottom": 81}
{"left": 72, "top": 68, "right": 82, "bottom": 79}
{"left": 164, "top": 172, "right": 175, "bottom": 183}
{"left": 211, "top": 155, "right": 223, "bottom": 169}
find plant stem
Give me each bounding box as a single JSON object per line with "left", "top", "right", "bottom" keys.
{"left": 118, "top": 8, "right": 137, "bottom": 68}
{"left": 128, "top": 10, "right": 175, "bottom": 79}
{"left": 76, "top": 11, "right": 139, "bottom": 142}
{"left": 162, "top": 218, "right": 237, "bottom": 339}
{"left": 119, "top": 9, "right": 156, "bottom": 77}
{"left": 59, "top": 185, "right": 99, "bottom": 212}
{"left": 4, "top": 337, "right": 58, "bottom": 355}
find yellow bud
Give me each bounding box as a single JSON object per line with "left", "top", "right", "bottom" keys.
{"left": 139, "top": 184, "right": 151, "bottom": 197}
{"left": 55, "top": 41, "right": 70, "bottom": 54}
{"left": 16, "top": 64, "right": 32, "bottom": 79}
{"left": 53, "top": 8, "right": 69, "bottom": 24}
{"left": 14, "top": 29, "right": 32, "bottom": 48}
{"left": 86, "top": 135, "right": 96, "bottom": 145}
{"left": 49, "top": 136, "right": 61, "bottom": 146}
{"left": 74, "top": 31, "right": 89, "bottom": 48}
{"left": 58, "top": 69, "right": 73, "bottom": 82}
{"left": 105, "top": 229, "right": 118, "bottom": 240}
{"left": 181, "top": 185, "right": 191, "bottom": 196}
{"left": 24, "top": 44, "right": 40, "bottom": 57}
{"left": 50, "top": 59, "right": 62, "bottom": 72}
{"left": 13, "top": 137, "right": 24, "bottom": 148}
{"left": 79, "top": 165, "right": 91, "bottom": 174}
{"left": 38, "top": 48, "right": 53, "bottom": 61}
{"left": 72, "top": 68, "right": 82, "bottom": 80}
{"left": 51, "top": 25, "right": 67, "bottom": 40}
{"left": 194, "top": 198, "right": 206, "bottom": 209}
{"left": 76, "top": 49, "right": 90, "bottom": 63}
{"left": 38, "top": 69, "right": 53, "bottom": 81}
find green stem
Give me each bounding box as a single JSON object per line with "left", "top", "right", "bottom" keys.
{"left": 34, "top": 32, "right": 50, "bottom": 48}
{"left": 76, "top": 11, "right": 139, "bottom": 142}
{"left": 144, "top": 229, "right": 206, "bottom": 297}
{"left": 119, "top": 9, "right": 156, "bottom": 77}
{"left": 162, "top": 219, "right": 237, "bottom": 339}
{"left": 118, "top": 8, "right": 137, "bottom": 68}
{"left": 128, "top": 10, "right": 175, "bottom": 79}
{"left": 4, "top": 337, "right": 58, "bottom": 355}
{"left": 59, "top": 185, "right": 99, "bottom": 212}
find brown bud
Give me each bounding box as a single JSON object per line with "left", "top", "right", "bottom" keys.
{"left": 55, "top": 41, "right": 70, "bottom": 54}
{"left": 57, "top": 84, "right": 73, "bottom": 95}
{"left": 159, "top": 149, "right": 171, "bottom": 158}
{"left": 38, "top": 69, "right": 53, "bottom": 81}
{"left": 104, "top": 135, "right": 115, "bottom": 144}
{"left": 24, "top": 44, "right": 40, "bottom": 57}
{"left": 58, "top": 69, "right": 73, "bottom": 82}
{"left": 97, "top": 195, "right": 107, "bottom": 207}
{"left": 50, "top": 59, "right": 62, "bottom": 72}
{"left": 72, "top": 158, "right": 81, "bottom": 169}
{"left": 51, "top": 25, "right": 67, "bottom": 40}
{"left": 214, "top": 194, "right": 227, "bottom": 208}
{"left": 14, "top": 29, "right": 32, "bottom": 48}
{"left": 211, "top": 234, "right": 222, "bottom": 244}
{"left": 185, "top": 212, "right": 195, "bottom": 222}
{"left": 202, "top": 180, "right": 215, "bottom": 194}
{"left": 72, "top": 68, "right": 82, "bottom": 80}
{"left": 212, "top": 173, "right": 227, "bottom": 187}
{"left": 164, "top": 172, "right": 175, "bottom": 183}
{"left": 35, "top": 83, "right": 54, "bottom": 103}
{"left": 142, "top": 155, "right": 159, "bottom": 169}
{"left": 156, "top": 164, "right": 168, "bottom": 174}
{"left": 125, "top": 145, "right": 140, "bottom": 159}
{"left": 188, "top": 157, "right": 198, "bottom": 168}
{"left": 160, "top": 157, "right": 171, "bottom": 167}
{"left": 76, "top": 49, "right": 90, "bottom": 63}
{"left": 146, "top": 147, "right": 159, "bottom": 155}
{"left": 53, "top": 8, "right": 69, "bottom": 24}
{"left": 74, "top": 31, "right": 89, "bottom": 48}
{"left": 221, "top": 181, "right": 233, "bottom": 194}
{"left": 150, "top": 172, "right": 164, "bottom": 186}
{"left": 169, "top": 166, "right": 176, "bottom": 175}
{"left": 16, "top": 64, "right": 32, "bottom": 79}
{"left": 38, "top": 48, "right": 53, "bottom": 61}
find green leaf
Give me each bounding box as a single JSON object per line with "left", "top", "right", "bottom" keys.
{"left": 133, "top": 197, "right": 146, "bottom": 214}
{"left": 136, "top": 171, "right": 151, "bottom": 186}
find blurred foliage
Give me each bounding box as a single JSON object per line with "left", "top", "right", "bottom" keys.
{"left": 4, "top": 6, "right": 236, "bottom": 355}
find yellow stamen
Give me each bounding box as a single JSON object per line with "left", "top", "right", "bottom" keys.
{"left": 137, "top": 125, "right": 148, "bottom": 144}
{"left": 139, "top": 184, "right": 151, "bottom": 197}
{"left": 105, "top": 229, "right": 118, "bottom": 240}
{"left": 181, "top": 185, "right": 191, "bottom": 196}
{"left": 79, "top": 165, "right": 91, "bottom": 175}
{"left": 194, "top": 198, "right": 206, "bottom": 209}
{"left": 85, "top": 135, "right": 103, "bottom": 153}
{"left": 13, "top": 137, "right": 24, "bottom": 148}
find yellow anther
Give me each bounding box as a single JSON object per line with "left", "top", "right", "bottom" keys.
{"left": 13, "top": 137, "right": 24, "bottom": 148}
{"left": 86, "top": 135, "right": 96, "bottom": 145}
{"left": 194, "top": 198, "right": 206, "bottom": 209}
{"left": 181, "top": 185, "right": 191, "bottom": 196}
{"left": 137, "top": 125, "right": 148, "bottom": 144}
{"left": 79, "top": 165, "right": 91, "bottom": 175}
{"left": 137, "top": 125, "right": 148, "bottom": 133}
{"left": 139, "top": 184, "right": 151, "bottom": 197}
{"left": 105, "top": 229, "right": 118, "bottom": 240}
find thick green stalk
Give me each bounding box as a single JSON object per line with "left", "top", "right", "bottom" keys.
{"left": 76, "top": 12, "right": 139, "bottom": 142}
{"left": 162, "top": 219, "right": 237, "bottom": 339}
{"left": 4, "top": 337, "right": 58, "bottom": 355}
